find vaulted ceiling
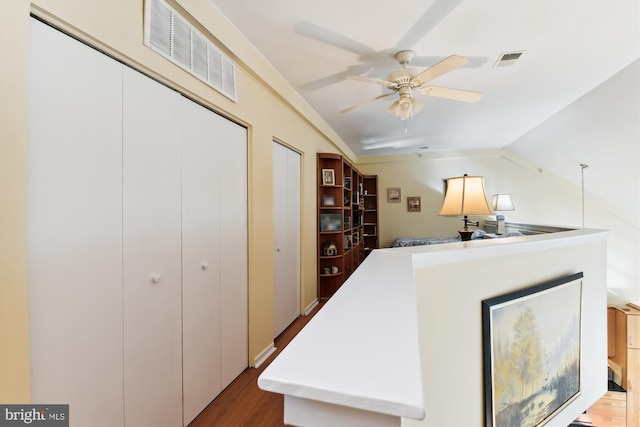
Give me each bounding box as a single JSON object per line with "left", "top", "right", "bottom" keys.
{"left": 211, "top": 0, "right": 638, "bottom": 157}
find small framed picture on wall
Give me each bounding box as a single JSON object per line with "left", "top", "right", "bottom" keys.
{"left": 407, "top": 196, "right": 421, "bottom": 212}
{"left": 387, "top": 187, "right": 401, "bottom": 203}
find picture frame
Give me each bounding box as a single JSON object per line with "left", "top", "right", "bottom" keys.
{"left": 344, "top": 177, "right": 351, "bottom": 190}
{"left": 319, "top": 213, "right": 342, "bottom": 232}
{"left": 322, "top": 194, "right": 335, "bottom": 207}
{"left": 482, "top": 272, "right": 583, "bottom": 427}
{"left": 344, "top": 234, "right": 353, "bottom": 250}
{"left": 343, "top": 216, "right": 351, "bottom": 230}
{"left": 387, "top": 187, "right": 401, "bottom": 203}
{"left": 322, "top": 169, "right": 335, "bottom": 186}
{"left": 407, "top": 196, "right": 421, "bottom": 212}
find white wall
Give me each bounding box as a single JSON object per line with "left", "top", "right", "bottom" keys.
{"left": 357, "top": 61, "right": 639, "bottom": 305}
{"left": 506, "top": 60, "right": 639, "bottom": 226}
{"left": 406, "top": 232, "right": 608, "bottom": 427}
{"left": 504, "top": 59, "right": 639, "bottom": 306}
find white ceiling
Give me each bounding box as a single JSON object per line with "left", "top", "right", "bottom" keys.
{"left": 210, "top": 0, "right": 638, "bottom": 157}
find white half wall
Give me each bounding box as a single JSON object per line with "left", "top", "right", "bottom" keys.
{"left": 406, "top": 232, "right": 608, "bottom": 427}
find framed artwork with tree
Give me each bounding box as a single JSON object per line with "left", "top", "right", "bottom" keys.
{"left": 482, "top": 272, "right": 583, "bottom": 427}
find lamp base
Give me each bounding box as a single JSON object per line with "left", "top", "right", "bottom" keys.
{"left": 496, "top": 216, "right": 505, "bottom": 235}
{"left": 459, "top": 228, "right": 474, "bottom": 241}
{"left": 459, "top": 216, "right": 480, "bottom": 241}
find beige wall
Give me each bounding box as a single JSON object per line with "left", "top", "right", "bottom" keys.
{"left": 357, "top": 149, "right": 585, "bottom": 247}
{"left": 0, "top": 0, "right": 31, "bottom": 404}
{"left": 357, "top": 150, "right": 639, "bottom": 305}
{"left": 0, "top": 0, "right": 353, "bottom": 401}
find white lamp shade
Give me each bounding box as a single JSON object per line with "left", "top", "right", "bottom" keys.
{"left": 409, "top": 96, "right": 425, "bottom": 115}
{"left": 388, "top": 95, "right": 424, "bottom": 120}
{"left": 439, "top": 175, "right": 493, "bottom": 216}
{"left": 491, "top": 194, "right": 515, "bottom": 211}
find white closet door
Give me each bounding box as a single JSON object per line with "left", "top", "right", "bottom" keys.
{"left": 272, "top": 142, "right": 301, "bottom": 338}
{"left": 181, "top": 98, "right": 223, "bottom": 425}
{"left": 219, "top": 122, "right": 249, "bottom": 388}
{"left": 28, "top": 19, "right": 124, "bottom": 427}
{"left": 122, "top": 68, "right": 183, "bottom": 427}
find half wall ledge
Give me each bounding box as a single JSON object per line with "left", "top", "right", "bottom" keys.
{"left": 259, "top": 227, "right": 609, "bottom": 427}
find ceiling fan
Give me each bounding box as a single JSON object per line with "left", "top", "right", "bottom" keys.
{"left": 340, "top": 50, "right": 483, "bottom": 120}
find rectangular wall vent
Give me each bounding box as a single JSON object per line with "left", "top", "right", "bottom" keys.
{"left": 493, "top": 51, "right": 525, "bottom": 68}
{"left": 145, "top": 0, "right": 237, "bottom": 101}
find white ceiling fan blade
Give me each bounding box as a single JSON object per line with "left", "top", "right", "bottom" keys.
{"left": 420, "top": 86, "right": 483, "bottom": 103}
{"left": 411, "top": 55, "right": 468, "bottom": 85}
{"left": 346, "top": 75, "right": 397, "bottom": 89}
{"left": 340, "top": 92, "right": 396, "bottom": 113}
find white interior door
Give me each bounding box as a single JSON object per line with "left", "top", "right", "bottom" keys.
{"left": 218, "top": 121, "right": 249, "bottom": 389}
{"left": 28, "top": 19, "right": 125, "bottom": 427}
{"left": 273, "top": 142, "right": 301, "bottom": 338}
{"left": 28, "top": 18, "right": 248, "bottom": 427}
{"left": 181, "top": 97, "right": 223, "bottom": 425}
{"left": 180, "top": 96, "right": 249, "bottom": 425}
{"left": 122, "top": 67, "right": 183, "bottom": 427}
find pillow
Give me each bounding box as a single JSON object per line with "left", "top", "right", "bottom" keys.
{"left": 470, "top": 229, "right": 486, "bottom": 239}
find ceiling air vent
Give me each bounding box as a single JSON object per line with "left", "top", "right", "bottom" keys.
{"left": 493, "top": 51, "right": 524, "bottom": 68}
{"left": 144, "top": 0, "right": 237, "bottom": 102}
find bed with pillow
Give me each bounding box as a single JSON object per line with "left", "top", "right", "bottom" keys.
{"left": 391, "top": 229, "right": 523, "bottom": 248}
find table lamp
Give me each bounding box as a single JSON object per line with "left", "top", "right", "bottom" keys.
{"left": 491, "top": 194, "right": 515, "bottom": 235}
{"left": 439, "top": 174, "right": 493, "bottom": 241}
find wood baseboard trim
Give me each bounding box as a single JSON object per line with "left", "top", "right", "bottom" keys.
{"left": 254, "top": 343, "right": 276, "bottom": 369}
{"left": 304, "top": 299, "right": 319, "bottom": 316}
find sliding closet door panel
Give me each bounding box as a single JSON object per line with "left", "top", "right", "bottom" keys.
{"left": 273, "top": 142, "right": 301, "bottom": 338}
{"left": 273, "top": 142, "right": 287, "bottom": 333}
{"left": 28, "top": 19, "right": 124, "bottom": 427}
{"left": 272, "top": 143, "right": 288, "bottom": 337}
{"left": 122, "top": 68, "right": 182, "bottom": 427}
{"left": 285, "top": 148, "right": 301, "bottom": 315}
{"left": 219, "top": 123, "right": 249, "bottom": 388}
{"left": 180, "top": 97, "right": 223, "bottom": 425}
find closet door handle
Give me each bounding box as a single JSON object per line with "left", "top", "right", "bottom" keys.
{"left": 150, "top": 274, "right": 162, "bottom": 283}
{"left": 201, "top": 261, "right": 209, "bottom": 270}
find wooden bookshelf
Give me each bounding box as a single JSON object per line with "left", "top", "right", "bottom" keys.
{"left": 317, "top": 154, "right": 378, "bottom": 301}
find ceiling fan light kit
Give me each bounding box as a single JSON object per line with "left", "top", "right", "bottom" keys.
{"left": 342, "top": 50, "right": 483, "bottom": 120}
{"left": 388, "top": 91, "right": 425, "bottom": 120}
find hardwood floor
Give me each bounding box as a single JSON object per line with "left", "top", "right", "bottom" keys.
{"left": 188, "top": 303, "right": 323, "bottom": 427}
